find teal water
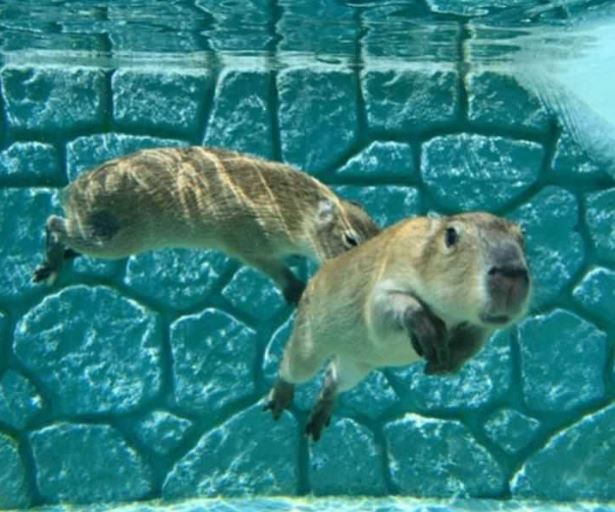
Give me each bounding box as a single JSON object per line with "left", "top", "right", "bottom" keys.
{"left": 12, "top": 497, "right": 615, "bottom": 512}
{"left": 0, "top": 0, "right": 614, "bottom": 510}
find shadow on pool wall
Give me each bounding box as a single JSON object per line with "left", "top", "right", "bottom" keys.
{"left": 0, "top": 0, "right": 614, "bottom": 509}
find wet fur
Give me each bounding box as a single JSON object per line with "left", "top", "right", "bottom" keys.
{"left": 33, "top": 147, "right": 380, "bottom": 301}
{"left": 266, "top": 213, "right": 530, "bottom": 439}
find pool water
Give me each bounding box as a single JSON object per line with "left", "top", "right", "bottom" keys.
{"left": 0, "top": 0, "right": 613, "bottom": 510}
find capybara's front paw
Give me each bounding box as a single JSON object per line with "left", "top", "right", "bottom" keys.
{"left": 263, "top": 379, "right": 295, "bottom": 420}
{"left": 424, "top": 359, "right": 455, "bottom": 375}
{"left": 406, "top": 307, "right": 448, "bottom": 368}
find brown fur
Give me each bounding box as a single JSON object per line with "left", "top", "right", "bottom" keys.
{"left": 33, "top": 147, "right": 380, "bottom": 303}
{"left": 265, "top": 212, "right": 531, "bottom": 440}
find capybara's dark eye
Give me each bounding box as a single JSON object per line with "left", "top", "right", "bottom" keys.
{"left": 344, "top": 232, "right": 359, "bottom": 248}
{"left": 445, "top": 227, "right": 458, "bottom": 248}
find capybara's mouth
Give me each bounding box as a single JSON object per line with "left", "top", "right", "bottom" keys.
{"left": 479, "top": 313, "right": 511, "bottom": 325}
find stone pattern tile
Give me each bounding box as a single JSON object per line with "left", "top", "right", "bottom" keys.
{"left": 0, "top": 432, "right": 30, "bottom": 508}
{"left": 0, "top": 5, "right": 614, "bottom": 507}
{"left": 203, "top": 70, "right": 274, "bottom": 159}
{"left": 511, "top": 404, "right": 615, "bottom": 501}
{"left": 0, "top": 370, "right": 44, "bottom": 430}
{"left": 170, "top": 308, "right": 258, "bottom": 416}
{"left": 162, "top": 405, "right": 299, "bottom": 499}
{"left": 112, "top": 69, "right": 213, "bottom": 138}
{"left": 363, "top": 67, "right": 459, "bottom": 135}
{"left": 385, "top": 414, "right": 507, "bottom": 496}
{"left": 278, "top": 68, "right": 357, "bottom": 174}
{"left": 517, "top": 309, "right": 607, "bottom": 413}
{"left": 196, "top": 0, "right": 271, "bottom": 52}
{"left": 0, "top": 142, "right": 60, "bottom": 185}
{"left": 29, "top": 423, "right": 152, "bottom": 504}
{"left": 14, "top": 286, "right": 163, "bottom": 416}
{"left": 466, "top": 71, "right": 549, "bottom": 133}
{"left": 421, "top": 134, "right": 543, "bottom": 211}
{"left": 1, "top": 67, "right": 105, "bottom": 132}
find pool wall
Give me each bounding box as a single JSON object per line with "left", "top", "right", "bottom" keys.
{"left": 0, "top": 4, "right": 614, "bottom": 509}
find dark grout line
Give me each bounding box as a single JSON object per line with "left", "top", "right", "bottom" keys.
{"left": 507, "top": 327, "right": 528, "bottom": 415}
{"left": 267, "top": 0, "right": 284, "bottom": 55}
{"left": 55, "top": 134, "right": 70, "bottom": 188}
{"left": 98, "top": 2, "right": 114, "bottom": 128}
{"left": 456, "top": 20, "right": 470, "bottom": 125}
{"left": 418, "top": 122, "right": 552, "bottom": 146}
{"left": 154, "top": 311, "right": 176, "bottom": 412}
{"left": 352, "top": 8, "right": 369, "bottom": 147}
{"left": 101, "top": 67, "right": 115, "bottom": 132}
{"left": 535, "top": 117, "right": 561, "bottom": 185}
{"left": 17, "top": 430, "right": 44, "bottom": 507}
{"left": 0, "top": 75, "right": 9, "bottom": 150}
{"left": 266, "top": 0, "right": 283, "bottom": 162}
{"left": 571, "top": 185, "right": 605, "bottom": 271}
{"left": 295, "top": 408, "right": 312, "bottom": 495}
{"left": 267, "top": 68, "right": 283, "bottom": 163}
{"left": 371, "top": 422, "right": 397, "bottom": 494}
{"left": 195, "top": 56, "right": 222, "bottom": 146}
{"left": 0, "top": 307, "right": 10, "bottom": 377}
{"left": 410, "top": 140, "right": 431, "bottom": 215}
{"left": 460, "top": 415, "right": 513, "bottom": 499}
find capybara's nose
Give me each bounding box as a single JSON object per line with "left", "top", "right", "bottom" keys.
{"left": 488, "top": 264, "right": 529, "bottom": 281}
{"left": 487, "top": 263, "right": 530, "bottom": 309}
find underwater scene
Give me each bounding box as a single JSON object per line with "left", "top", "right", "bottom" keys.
{"left": 0, "top": 0, "right": 614, "bottom": 510}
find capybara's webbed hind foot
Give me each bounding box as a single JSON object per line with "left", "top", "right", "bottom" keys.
{"left": 305, "top": 396, "right": 334, "bottom": 442}
{"left": 32, "top": 215, "right": 77, "bottom": 284}
{"left": 32, "top": 264, "right": 56, "bottom": 284}
{"left": 305, "top": 367, "right": 337, "bottom": 442}
{"left": 263, "top": 379, "right": 295, "bottom": 420}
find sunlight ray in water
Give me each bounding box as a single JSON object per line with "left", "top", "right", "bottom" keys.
{"left": 491, "top": 7, "right": 615, "bottom": 176}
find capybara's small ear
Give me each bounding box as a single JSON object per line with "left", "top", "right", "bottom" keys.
{"left": 316, "top": 199, "right": 336, "bottom": 226}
